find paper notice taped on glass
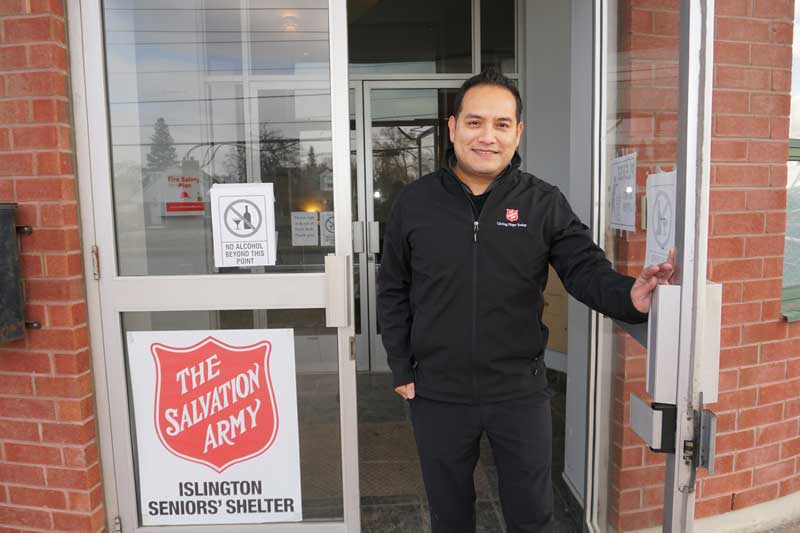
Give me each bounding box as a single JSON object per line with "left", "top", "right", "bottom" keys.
{"left": 291, "top": 212, "right": 319, "bottom": 246}
{"left": 320, "top": 211, "right": 335, "bottom": 247}
{"left": 210, "top": 183, "right": 276, "bottom": 268}
{"left": 645, "top": 170, "right": 676, "bottom": 266}
{"left": 609, "top": 152, "right": 637, "bottom": 231}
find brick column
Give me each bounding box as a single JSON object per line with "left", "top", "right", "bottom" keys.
{"left": 0, "top": 1, "right": 104, "bottom": 531}
{"left": 705, "top": 0, "right": 800, "bottom": 514}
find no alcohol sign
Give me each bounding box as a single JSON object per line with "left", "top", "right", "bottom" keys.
{"left": 210, "top": 184, "right": 276, "bottom": 268}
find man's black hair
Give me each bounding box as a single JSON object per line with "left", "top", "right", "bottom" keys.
{"left": 452, "top": 68, "right": 523, "bottom": 123}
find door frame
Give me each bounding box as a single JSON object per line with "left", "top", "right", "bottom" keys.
{"left": 68, "top": 0, "right": 360, "bottom": 531}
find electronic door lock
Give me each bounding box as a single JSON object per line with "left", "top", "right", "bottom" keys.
{"left": 629, "top": 394, "right": 677, "bottom": 454}
{"left": 686, "top": 392, "right": 717, "bottom": 474}
{"left": 630, "top": 391, "right": 717, "bottom": 474}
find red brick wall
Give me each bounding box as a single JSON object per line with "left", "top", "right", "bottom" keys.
{"left": 609, "top": 0, "right": 800, "bottom": 530}
{"left": 0, "top": 1, "right": 104, "bottom": 531}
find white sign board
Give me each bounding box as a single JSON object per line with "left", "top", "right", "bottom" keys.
{"left": 291, "top": 212, "right": 319, "bottom": 246}
{"left": 320, "top": 211, "right": 335, "bottom": 247}
{"left": 210, "top": 184, "right": 276, "bottom": 268}
{"left": 646, "top": 170, "right": 677, "bottom": 266}
{"left": 609, "top": 152, "right": 637, "bottom": 231}
{"left": 127, "top": 329, "right": 302, "bottom": 526}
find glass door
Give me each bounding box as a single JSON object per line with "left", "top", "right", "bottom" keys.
{"left": 359, "top": 81, "right": 462, "bottom": 371}
{"left": 75, "top": 0, "right": 358, "bottom": 531}
{"left": 353, "top": 80, "right": 510, "bottom": 531}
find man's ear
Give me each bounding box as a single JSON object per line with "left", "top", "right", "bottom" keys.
{"left": 448, "top": 115, "right": 456, "bottom": 143}
{"left": 516, "top": 120, "right": 524, "bottom": 146}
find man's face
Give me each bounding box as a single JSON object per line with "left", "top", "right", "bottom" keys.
{"left": 448, "top": 84, "right": 524, "bottom": 180}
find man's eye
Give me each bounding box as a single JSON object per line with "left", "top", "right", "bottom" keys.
{"left": 468, "top": 121, "right": 479, "bottom": 126}
{"left": 498, "top": 123, "right": 509, "bottom": 129}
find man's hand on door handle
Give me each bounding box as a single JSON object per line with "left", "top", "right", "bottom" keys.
{"left": 631, "top": 247, "right": 676, "bottom": 314}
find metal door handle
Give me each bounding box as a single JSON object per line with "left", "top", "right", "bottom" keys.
{"left": 324, "top": 254, "right": 351, "bottom": 328}
{"left": 368, "top": 221, "right": 380, "bottom": 254}
{"left": 352, "top": 221, "right": 365, "bottom": 254}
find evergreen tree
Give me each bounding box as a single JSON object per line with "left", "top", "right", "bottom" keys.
{"left": 304, "top": 146, "right": 318, "bottom": 177}
{"left": 307, "top": 145, "right": 317, "bottom": 167}
{"left": 146, "top": 117, "right": 178, "bottom": 171}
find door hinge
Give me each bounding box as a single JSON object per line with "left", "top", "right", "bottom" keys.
{"left": 91, "top": 244, "right": 100, "bottom": 280}
{"left": 349, "top": 336, "right": 356, "bottom": 361}
{"left": 113, "top": 516, "right": 122, "bottom": 533}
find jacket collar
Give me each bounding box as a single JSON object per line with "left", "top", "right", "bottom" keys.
{"left": 444, "top": 147, "right": 522, "bottom": 195}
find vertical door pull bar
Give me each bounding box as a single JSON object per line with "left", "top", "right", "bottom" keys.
{"left": 352, "top": 221, "right": 365, "bottom": 254}
{"left": 367, "top": 221, "right": 380, "bottom": 255}
{"left": 325, "top": 254, "right": 351, "bottom": 328}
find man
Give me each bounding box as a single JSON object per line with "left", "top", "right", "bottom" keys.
{"left": 377, "top": 69, "right": 673, "bottom": 533}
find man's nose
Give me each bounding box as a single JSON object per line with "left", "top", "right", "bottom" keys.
{"left": 477, "top": 124, "right": 496, "bottom": 144}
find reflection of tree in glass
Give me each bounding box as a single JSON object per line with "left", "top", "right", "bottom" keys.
{"left": 259, "top": 125, "right": 301, "bottom": 179}
{"left": 372, "top": 126, "right": 435, "bottom": 223}
{"left": 222, "top": 143, "right": 248, "bottom": 182}
{"left": 221, "top": 125, "right": 301, "bottom": 183}
{"left": 303, "top": 146, "right": 331, "bottom": 180}
{"left": 306, "top": 145, "right": 318, "bottom": 175}
{"left": 146, "top": 117, "right": 178, "bottom": 172}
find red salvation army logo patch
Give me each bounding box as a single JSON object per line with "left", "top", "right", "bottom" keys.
{"left": 151, "top": 336, "right": 278, "bottom": 473}
{"left": 506, "top": 208, "right": 519, "bottom": 222}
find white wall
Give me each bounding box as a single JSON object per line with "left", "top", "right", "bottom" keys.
{"left": 524, "top": 0, "right": 572, "bottom": 193}
{"left": 566, "top": 0, "right": 594, "bottom": 505}
{"left": 523, "top": 0, "right": 593, "bottom": 505}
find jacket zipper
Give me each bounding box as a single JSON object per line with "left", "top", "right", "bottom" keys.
{"left": 466, "top": 194, "right": 486, "bottom": 403}
{"left": 446, "top": 165, "right": 512, "bottom": 403}
{"left": 471, "top": 216, "right": 479, "bottom": 402}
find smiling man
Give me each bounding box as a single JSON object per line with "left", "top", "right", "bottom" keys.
{"left": 377, "top": 69, "right": 673, "bottom": 533}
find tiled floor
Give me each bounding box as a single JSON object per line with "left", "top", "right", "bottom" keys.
{"left": 358, "top": 373, "right": 582, "bottom": 533}
{"left": 294, "top": 370, "right": 583, "bottom": 531}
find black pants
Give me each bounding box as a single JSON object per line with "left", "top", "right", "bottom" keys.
{"left": 409, "top": 393, "right": 554, "bottom": 533}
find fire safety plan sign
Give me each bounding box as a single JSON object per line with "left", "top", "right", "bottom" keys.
{"left": 127, "top": 329, "right": 302, "bottom": 525}
{"left": 210, "top": 183, "right": 276, "bottom": 268}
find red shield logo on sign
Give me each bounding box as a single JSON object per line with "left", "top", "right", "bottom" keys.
{"left": 506, "top": 209, "right": 519, "bottom": 222}
{"left": 151, "top": 336, "right": 277, "bottom": 473}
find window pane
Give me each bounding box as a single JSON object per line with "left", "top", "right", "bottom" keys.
{"left": 249, "top": 0, "right": 331, "bottom": 77}
{"left": 254, "top": 88, "right": 334, "bottom": 270}
{"left": 348, "top": 0, "right": 472, "bottom": 74}
{"left": 785, "top": 161, "right": 800, "bottom": 287}
{"left": 481, "top": 0, "right": 516, "bottom": 73}
{"left": 104, "top": 0, "right": 334, "bottom": 276}
{"left": 369, "top": 88, "right": 458, "bottom": 335}
{"left": 784, "top": 0, "right": 800, "bottom": 292}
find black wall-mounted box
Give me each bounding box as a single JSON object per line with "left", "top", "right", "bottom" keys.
{"left": 0, "top": 203, "right": 24, "bottom": 344}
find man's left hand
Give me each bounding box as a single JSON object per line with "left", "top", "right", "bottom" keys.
{"left": 631, "top": 248, "right": 675, "bottom": 314}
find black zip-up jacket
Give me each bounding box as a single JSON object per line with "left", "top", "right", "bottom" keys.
{"left": 377, "top": 152, "right": 649, "bottom": 403}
